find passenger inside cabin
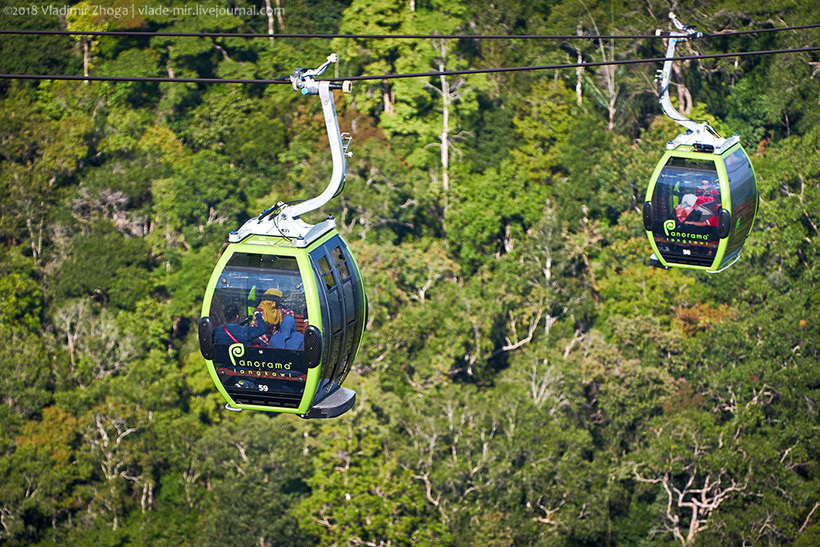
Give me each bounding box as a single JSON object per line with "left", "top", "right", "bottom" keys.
{"left": 675, "top": 179, "right": 720, "bottom": 227}
{"left": 213, "top": 304, "right": 267, "bottom": 345}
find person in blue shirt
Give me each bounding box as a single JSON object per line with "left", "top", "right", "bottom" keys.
{"left": 268, "top": 314, "right": 304, "bottom": 351}
{"left": 213, "top": 303, "right": 267, "bottom": 345}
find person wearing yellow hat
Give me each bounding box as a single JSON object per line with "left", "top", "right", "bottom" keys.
{"left": 257, "top": 288, "right": 284, "bottom": 327}
{"left": 250, "top": 288, "right": 297, "bottom": 345}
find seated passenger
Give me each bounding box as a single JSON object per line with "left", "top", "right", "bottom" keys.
{"left": 257, "top": 288, "right": 284, "bottom": 329}
{"left": 254, "top": 288, "right": 296, "bottom": 345}
{"left": 696, "top": 178, "right": 719, "bottom": 198}
{"left": 676, "top": 193, "right": 719, "bottom": 227}
{"left": 268, "top": 314, "right": 304, "bottom": 351}
{"left": 213, "top": 304, "right": 267, "bottom": 345}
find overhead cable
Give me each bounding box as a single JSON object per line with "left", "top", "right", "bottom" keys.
{"left": 328, "top": 47, "right": 820, "bottom": 82}
{"left": 0, "top": 23, "right": 818, "bottom": 40}
{"left": 1, "top": 46, "right": 819, "bottom": 85}
{"left": 0, "top": 29, "right": 660, "bottom": 39}
{"left": 706, "top": 24, "right": 820, "bottom": 37}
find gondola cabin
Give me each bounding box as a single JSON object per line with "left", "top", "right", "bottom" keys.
{"left": 198, "top": 57, "right": 366, "bottom": 418}
{"left": 643, "top": 141, "right": 758, "bottom": 272}
{"left": 198, "top": 222, "right": 366, "bottom": 418}
{"left": 643, "top": 14, "right": 759, "bottom": 273}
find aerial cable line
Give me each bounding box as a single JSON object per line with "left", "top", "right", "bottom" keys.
{"left": 0, "top": 73, "right": 290, "bottom": 84}
{"left": 0, "top": 29, "right": 664, "bottom": 39}
{"left": 1, "top": 46, "right": 819, "bottom": 84}
{"left": 706, "top": 24, "right": 820, "bottom": 37}
{"left": 0, "top": 23, "right": 819, "bottom": 40}
{"left": 325, "top": 47, "right": 820, "bottom": 81}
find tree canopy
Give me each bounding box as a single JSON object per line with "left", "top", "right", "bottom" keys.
{"left": 1, "top": 0, "right": 819, "bottom": 545}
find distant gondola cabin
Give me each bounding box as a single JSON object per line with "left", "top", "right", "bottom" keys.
{"left": 643, "top": 142, "right": 758, "bottom": 272}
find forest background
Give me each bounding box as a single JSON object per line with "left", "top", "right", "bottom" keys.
{"left": 0, "top": 0, "right": 819, "bottom": 545}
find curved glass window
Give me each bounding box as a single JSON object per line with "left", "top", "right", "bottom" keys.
{"left": 650, "top": 157, "right": 721, "bottom": 267}
{"left": 207, "top": 253, "right": 309, "bottom": 407}
{"left": 724, "top": 148, "right": 757, "bottom": 258}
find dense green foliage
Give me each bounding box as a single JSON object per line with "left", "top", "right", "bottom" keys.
{"left": 1, "top": 0, "right": 819, "bottom": 544}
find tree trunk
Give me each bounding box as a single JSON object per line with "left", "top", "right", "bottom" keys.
{"left": 440, "top": 72, "right": 450, "bottom": 207}
{"left": 265, "top": 0, "right": 275, "bottom": 44}
{"left": 382, "top": 81, "right": 394, "bottom": 114}
{"left": 438, "top": 42, "right": 450, "bottom": 218}
{"left": 672, "top": 63, "right": 692, "bottom": 115}
{"left": 166, "top": 46, "right": 175, "bottom": 78}
{"left": 83, "top": 39, "right": 89, "bottom": 84}
{"left": 275, "top": 0, "right": 285, "bottom": 31}
{"left": 575, "top": 25, "right": 583, "bottom": 105}
{"left": 608, "top": 94, "right": 616, "bottom": 131}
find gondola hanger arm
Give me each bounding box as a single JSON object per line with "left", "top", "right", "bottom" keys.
{"left": 230, "top": 55, "right": 353, "bottom": 246}
{"left": 656, "top": 13, "right": 738, "bottom": 153}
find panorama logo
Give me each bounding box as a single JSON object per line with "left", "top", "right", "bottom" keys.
{"left": 662, "top": 219, "right": 710, "bottom": 241}
{"left": 228, "top": 343, "right": 245, "bottom": 367}
{"left": 227, "top": 343, "right": 294, "bottom": 371}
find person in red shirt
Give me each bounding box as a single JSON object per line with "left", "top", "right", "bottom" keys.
{"left": 675, "top": 179, "right": 720, "bottom": 227}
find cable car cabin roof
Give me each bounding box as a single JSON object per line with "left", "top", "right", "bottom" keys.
{"left": 643, "top": 142, "right": 759, "bottom": 273}
{"left": 199, "top": 228, "right": 367, "bottom": 418}
{"left": 229, "top": 217, "right": 339, "bottom": 249}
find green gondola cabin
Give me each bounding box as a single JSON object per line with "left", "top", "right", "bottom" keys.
{"left": 643, "top": 14, "right": 759, "bottom": 273}
{"left": 643, "top": 142, "right": 758, "bottom": 271}
{"left": 198, "top": 57, "right": 366, "bottom": 418}
{"left": 199, "top": 226, "right": 366, "bottom": 418}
